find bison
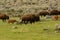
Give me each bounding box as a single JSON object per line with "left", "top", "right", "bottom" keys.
{"left": 20, "top": 13, "right": 40, "bottom": 24}
{"left": 7, "top": 19, "right": 17, "bottom": 24}
{"left": 32, "top": 14, "right": 40, "bottom": 21}
{"left": 50, "top": 10, "right": 59, "bottom": 15}
{"left": 52, "top": 15, "right": 58, "bottom": 20}
{"left": 39, "top": 10, "right": 49, "bottom": 17}
{"left": 0, "top": 14, "right": 9, "bottom": 22}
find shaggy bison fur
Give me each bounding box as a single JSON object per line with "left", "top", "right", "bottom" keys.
{"left": 0, "top": 14, "right": 9, "bottom": 22}
{"left": 39, "top": 10, "right": 49, "bottom": 17}
{"left": 50, "top": 10, "right": 59, "bottom": 15}
{"left": 20, "top": 13, "right": 40, "bottom": 24}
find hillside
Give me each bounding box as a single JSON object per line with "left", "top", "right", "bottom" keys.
{"left": 0, "top": 0, "right": 60, "bottom": 15}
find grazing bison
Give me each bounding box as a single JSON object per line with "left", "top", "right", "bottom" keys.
{"left": 0, "top": 14, "right": 9, "bottom": 22}
{"left": 39, "top": 10, "right": 49, "bottom": 17}
{"left": 20, "top": 13, "right": 40, "bottom": 24}
{"left": 50, "top": 10, "right": 59, "bottom": 15}
{"left": 32, "top": 14, "right": 40, "bottom": 21}
{"left": 8, "top": 19, "right": 17, "bottom": 24}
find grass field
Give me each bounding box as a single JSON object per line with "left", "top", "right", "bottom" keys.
{"left": 0, "top": 17, "right": 60, "bottom": 40}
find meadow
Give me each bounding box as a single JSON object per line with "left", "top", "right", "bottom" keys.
{"left": 0, "top": 17, "right": 60, "bottom": 40}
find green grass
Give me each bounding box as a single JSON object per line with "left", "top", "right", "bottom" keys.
{"left": 0, "top": 18, "right": 60, "bottom": 40}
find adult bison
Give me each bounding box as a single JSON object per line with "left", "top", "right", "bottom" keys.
{"left": 32, "top": 14, "right": 40, "bottom": 21}
{"left": 0, "top": 14, "right": 9, "bottom": 22}
{"left": 20, "top": 13, "right": 40, "bottom": 24}
{"left": 50, "top": 10, "right": 59, "bottom": 15}
{"left": 39, "top": 10, "right": 49, "bottom": 17}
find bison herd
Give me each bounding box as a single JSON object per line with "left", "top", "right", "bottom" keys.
{"left": 0, "top": 9, "right": 60, "bottom": 24}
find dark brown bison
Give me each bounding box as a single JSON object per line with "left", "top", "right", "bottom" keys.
{"left": 32, "top": 14, "right": 40, "bottom": 21}
{"left": 0, "top": 14, "right": 9, "bottom": 22}
{"left": 50, "top": 10, "right": 59, "bottom": 15}
{"left": 39, "top": 10, "right": 49, "bottom": 17}
{"left": 8, "top": 19, "right": 17, "bottom": 24}
{"left": 58, "top": 10, "right": 60, "bottom": 15}
{"left": 20, "top": 13, "right": 40, "bottom": 24}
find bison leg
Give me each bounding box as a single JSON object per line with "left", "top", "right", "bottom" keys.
{"left": 2, "top": 19, "right": 6, "bottom": 22}
{"left": 21, "top": 20, "right": 28, "bottom": 24}
{"left": 30, "top": 21, "right": 33, "bottom": 24}
{"left": 24, "top": 21, "right": 28, "bottom": 24}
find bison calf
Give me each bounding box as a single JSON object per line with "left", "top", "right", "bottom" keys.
{"left": 8, "top": 19, "right": 17, "bottom": 24}
{"left": 52, "top": 15, "right": 58, "bottom": 20}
